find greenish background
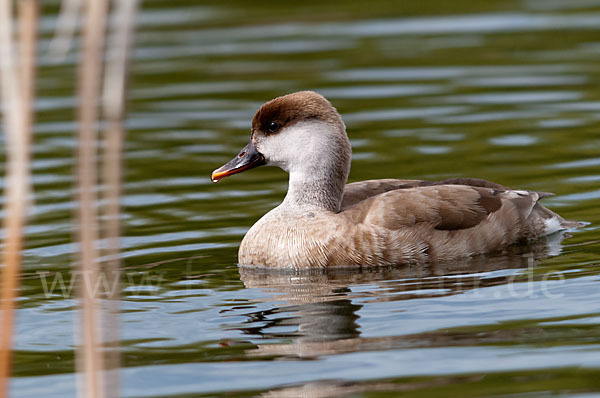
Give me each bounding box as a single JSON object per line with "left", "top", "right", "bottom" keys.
{"left": 11, "top": 0, "right": 600, "bottom": 396}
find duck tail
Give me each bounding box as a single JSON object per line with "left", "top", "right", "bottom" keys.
{"left": 530, "top": 193, "right": 585, "bottom": 236}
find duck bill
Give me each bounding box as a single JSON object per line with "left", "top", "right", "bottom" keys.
{"left": 211, "top": 140, "right": 266, "bottom": 183}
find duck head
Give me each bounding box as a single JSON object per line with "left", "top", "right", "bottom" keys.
{"left": 211, "top": 91, "right": 351, "bottom": 185}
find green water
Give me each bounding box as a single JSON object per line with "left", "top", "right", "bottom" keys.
{"left": 10, "top": 0, "right": 600, "bottom": 396}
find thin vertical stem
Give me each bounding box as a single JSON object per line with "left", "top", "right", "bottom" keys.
{"left": 0, "top": 0, "right": 36, "bottom": 396}
{"left": 101, "top": 118, "right": 122, "bottom": 398}
{"left": 77, "top": 0, "right": 109, "bottom": 397}
{"left": 102, "top": 3, "right": 139, "bottom": 395}
{"left": 19, "top": 0, "right": 38, "bottom": 130}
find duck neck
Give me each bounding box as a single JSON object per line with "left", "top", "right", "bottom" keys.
{"left": 281, "top": 159, "right": 349, "bottom": 213}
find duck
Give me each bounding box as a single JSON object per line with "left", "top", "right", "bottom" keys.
{"left": 211, "top": 91, "right": 581, "bottom": 269}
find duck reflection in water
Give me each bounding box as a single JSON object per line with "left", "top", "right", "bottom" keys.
{"left": 232, "top": 231, "right": 572, "bottom": 361}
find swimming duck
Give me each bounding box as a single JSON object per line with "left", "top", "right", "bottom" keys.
{"left": 211, "top": 91, "right": 581, "bottom": 268}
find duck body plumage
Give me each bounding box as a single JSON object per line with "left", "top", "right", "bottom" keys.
{"left": 211, "top": 91, "right": 582, "bottom": 269}
{"left": 239, "top": 178, "right": 577, "bottom": 268}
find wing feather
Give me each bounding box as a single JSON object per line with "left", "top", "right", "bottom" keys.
{"left": 345, "top": 185, "right": 508, "bottom": 232}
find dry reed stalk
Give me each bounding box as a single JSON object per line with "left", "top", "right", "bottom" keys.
{"left": 76, "top": 0, "right": 109, "bottom": 397}
{"left": 0, "top": 0, "right": 37, "bottom": 396}
{"left": 19, "top": 0, "right": 38, "bottom": 127}
{"left": 101, "top": 1, "right": 140, "bottom": 395}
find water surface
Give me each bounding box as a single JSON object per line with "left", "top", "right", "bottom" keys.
{"left": 11, "top": 0, "right": 600, "bottom": 396}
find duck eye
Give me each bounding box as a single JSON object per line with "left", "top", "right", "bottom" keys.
{"left": 267, "top": 121, "right": 280, "bottom": 133}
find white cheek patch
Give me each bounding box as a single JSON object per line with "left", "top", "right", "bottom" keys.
{"left": 257, "top": 120, "right": 334, "bottom": 172}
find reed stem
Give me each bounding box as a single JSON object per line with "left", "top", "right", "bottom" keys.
{"left": 101, "top": 1, "right": 140, "bottom": 395}
{"left": 0, "top": 0, "right": 37, "bottom": 396}
{"left": 76, "top": 0, "right": 109, "bottom": 397}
